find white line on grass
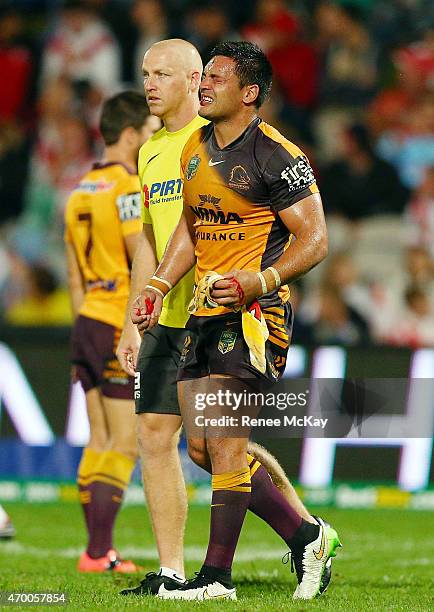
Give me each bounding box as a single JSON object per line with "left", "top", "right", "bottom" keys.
{"left": 2, "top": 542, "right": 432, "bottom": 568}
{"left": 0, "top": 542, "right": 287, "bottom": 562}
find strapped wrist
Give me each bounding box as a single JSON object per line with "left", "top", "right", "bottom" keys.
{"left": 151, "top": 275, "right": 173, "bottom": 290}
{"left": 256, "top": 272, "right": 268, "bottom": 295}
{"left": 146, "top": 276, "right": 171, "bottom": 297}
{"left": 265, "top": 266, "right": 281, "bottom": 290}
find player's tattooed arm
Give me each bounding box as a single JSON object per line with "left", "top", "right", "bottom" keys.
{"left": 65, "top": 242, "right": 85, "bottom": 319}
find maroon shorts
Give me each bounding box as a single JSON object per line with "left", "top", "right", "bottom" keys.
{"left": 71, "top": 315, "right": 134, "bottom": 399}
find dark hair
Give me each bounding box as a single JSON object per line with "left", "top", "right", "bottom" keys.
{"left": 30, "top": 264, "right": 58, "bottom": 296}
{"left": 405, "top": 285, "right": 426, "bottom": 305}
{"left": 346, "top": 123, "right": 375, "bottom": 157}
{"left": 99, "top": 91, "right": 150, "bottom": 146}
{"left": 210, "top": 41, "right": 272, "bottom": 108}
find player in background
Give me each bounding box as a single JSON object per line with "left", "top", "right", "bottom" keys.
{"left": 118, "top": 39, "right": 335, "bottom": 598}
{"left": 0, "top": 504, "right": 15, "bottom": 539}
{"left": 133, "top": 42, "right": 340, "bottom": 600}
{"left": 65, "top": 91, "right": 160, "bottom": 573}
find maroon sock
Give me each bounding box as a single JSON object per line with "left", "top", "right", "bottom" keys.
{"left": 204, "top": 469, "right": 251, "bottom": 570}
{"left": 78, "top": 483, "right": 92, "bottom": 532}
{"left": 249, "top": 463, "right": 303, "bottom": 545}
{"left": 86, "top": 481, "right": 124, "bottom": 558}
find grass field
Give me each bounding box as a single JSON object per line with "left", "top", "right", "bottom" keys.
{"left": 0, "top": 503, "right": 433, "bottom": 611}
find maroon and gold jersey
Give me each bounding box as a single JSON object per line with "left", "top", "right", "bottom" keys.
{"left": 181, "top": 117, "right": 319, "bottom": 317}
{"left": 64, "top": 162, "right": 142, "bottom": 329}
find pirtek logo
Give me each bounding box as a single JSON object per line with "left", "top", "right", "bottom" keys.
{"left": 190, "top": 206, "right": 244, "bottom": 224}
{"left": 143, "top": 179, "right": 183, "bottom": 207}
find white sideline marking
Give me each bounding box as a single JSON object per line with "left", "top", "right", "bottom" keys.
{"left": 0, "top": 543, "right": 286, "bottom": 562}
{"left": 2, "top": 542, "right": 432, "bottom": 569}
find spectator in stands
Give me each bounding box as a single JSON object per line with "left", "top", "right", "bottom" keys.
{"left": 20, "top": 104, "right": 94, "bottom": 275}
{"left": 24, "top": 114, "right": 94, "bottom": 241}
{"left": 0, "top": 121, "right": 30, "bottom": 224}
{"left": 311, "top": 285, "right": 371, "bottom": 346}
{"left": 296, "top": 252, "right": 373, "bottom": 346}
{"left": 377, "top": 94, "right": 434, "bottom": 190}
{"left": 320, "top": 123, "right": 409, "bottom": 219}
{"left": 4, "top": 263, "right": 71, "bottom": 326}
{"left": 130, "top": 0, "right": 170, "bottom": 88}
{"left": 242, "top": 0, "right": 318, "bottom": 141}
{"left": 369, "top": 28, "right": 434, "bottom": 137}
{"left": 369, "top": 0, "right": 433, "bottom": 52}
{"left": 382, "top": 285, "right": 434, "bottom": 348}
{"left": 41, "top": 0, "right": 120, "bottom": 94}
{"left": 289, "top": 282, "right": 315, "bottom": 345}
{"left": 405, "top": 246, "right": 434, "bottom": 290}
{"left": 0, "top": 7, "right": 32, "bottom": 123}
{"left": 315, "top": 2, "right": 378, "bottom": 107}
{"left": 313, "top": 2, "right": 378, "bottom": 159}
{"left": 187, "top": 2, "right": 238, "bottom": 63}
{"left": 405, "top": 166, "right": 434, "bottom": 257}
{"left": 81, "top": 0, "right": 137, "bottom": 82}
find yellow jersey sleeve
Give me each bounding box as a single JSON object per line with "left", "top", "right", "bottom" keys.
{"left": 138, "top": 146, "right": 153, "bottom": 225}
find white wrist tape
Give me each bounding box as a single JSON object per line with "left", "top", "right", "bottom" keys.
{"left": 266, "top": 266, "right": 281, "bottom": 289}
{"left": 151, "top": 275, "right": 173, "bottom": 290}
{"left": 145, "top": 285, "right": 165, "bottom": 299}
{"left": 257, "top": 272, "right": 268, "bottom": 295}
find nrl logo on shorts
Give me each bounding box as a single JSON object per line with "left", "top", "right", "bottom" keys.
{"left": 180, "top": 335, "right": 192, "bottom": 363}
{"left": 186, "top": 154, "right": 201, "bottom": 180}
{"left": 218, "top": 330, "right": 237, "bottom": 354}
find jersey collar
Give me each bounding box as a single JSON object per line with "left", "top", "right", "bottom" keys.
{"left": 92, "top": 161, "right": 136, "bottom": 175}
{"left": 210, "top": 117, "right": 261, "bottom": 152}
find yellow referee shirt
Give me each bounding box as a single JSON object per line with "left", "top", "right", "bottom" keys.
{"left": 138, "top": 115, "right": 208, "bottom": 328}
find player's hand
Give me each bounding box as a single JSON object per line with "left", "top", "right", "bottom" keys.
{"left": 210, "top": 270, "right": 262, "bottom": 307}
{"left": 131, "top": 289, "right": 162, "bottom": 334}
{"left": 116, "top": 323, "right": 141, "bottom": 376}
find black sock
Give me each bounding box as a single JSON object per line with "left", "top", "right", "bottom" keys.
{"left": 288, "top": 519, "right": 320, "bottom": 550}
{"left": 200, "top": 565, "right": 233, "bottom": 588}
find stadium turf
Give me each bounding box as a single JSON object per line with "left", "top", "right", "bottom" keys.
{"left": 0, "top": 503, "right": 433, "bottom": 610}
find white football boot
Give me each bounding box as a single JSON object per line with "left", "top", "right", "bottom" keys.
{"left": 292, "top": 522, "right": 341, "bottom": 600}
{"left": 158, "top": 572, "right": 237, "bottom": 601}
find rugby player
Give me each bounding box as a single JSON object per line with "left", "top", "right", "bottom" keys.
{"left": 65, "top": 91, "right": 160, "bottom": 573}
{"left": 133, "top": 42, "right": 340, "bottom": 600}
{"left": 119, "top": 39, "right": 339, "bottom": 599}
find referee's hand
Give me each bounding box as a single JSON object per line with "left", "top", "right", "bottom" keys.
{"left": 131, "top": 289, "right": 162, "bottom": 334}
{"left": 116, "top": 323, "right": 141, "bottom": 376}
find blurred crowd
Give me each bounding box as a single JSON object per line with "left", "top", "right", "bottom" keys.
{"left": 0, "top": 0, "right": 433, "bottom": 347}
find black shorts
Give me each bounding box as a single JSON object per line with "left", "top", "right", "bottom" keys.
{"left": 135, "top": 324, "right": 189, "bottom": 415}
{"left": 177, "top": 303, "right": 293, "bottom": 382}
{"left": 71, "top": 315, "right": 134, "bottom": 399}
